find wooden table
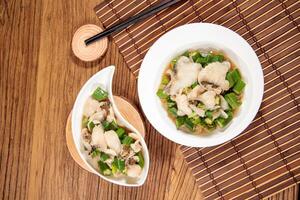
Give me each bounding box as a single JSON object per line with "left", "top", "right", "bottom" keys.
{"left": 0, "top": 0, "right": 298, "bottom": 199}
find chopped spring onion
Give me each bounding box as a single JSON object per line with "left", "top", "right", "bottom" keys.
{"left": 92, "top": 87, "right": 108, "bottom": 101}
{"left": 168, "top": 107, "right": 178, "bottom": 117}
{"left": 82, "top": 116, "right": 88, "bottom": 128}
{"left": 224, "top": 93, "right": 241, "bottom": 109}
{"left": 156, "top": 89, "right": 169, "bottom": 99}
{"left": 170, "top": 58, "right": 177, "bottom": 69}
{"left": 204, "top": 118, "right": 213, "bottom": 125}
{"left": 233, "top": 80, "right": 246, "bottom": 94}
{"left": 112, "top": 158, "right": 125, "bottom": 173}
{"left": 100, "top": 152, "right": 109, "bottom": 161}
{"left": 116, "top": 127, "right": 125, "bottom": 138}
{"left": 98, "top": 161, "right": 112, "bottom": 175}
{"left": 211, "top": 54, "right": 224, "bottom": 62}
{"left": 161, "top": 75, "right": 170, "bottom": 85}
{"left": 205, "top": 110, "right": 213, "bottom": 118}
{"left": 182, "top": 51, "right": 190, "bottom": 57}
{"left": 197, "top": 102, "right": 206, "bottom": 109}
{"left": 191, "top": 82, "right": 198, "bottom": 89}
{"left": 122, "top": 136, "right": 134, "bottom": 146}
{"left": 184, "top": 118, "right": 194, "bottom": 131}
{"left": 191, "top": 116, "right": 201, "bottom": 125}
{"left": 189, "top": 51, "right": 201, "bottom": 62}
{"left": 175, "top": 116, "right": 185, "bottom": 128}
{"left": 91, "top": 149, "right": 101, "bottom": 158}
{"left": 226, "top": 69, "right": 241, "bottom": 88}
{"left": 87, "top": 121, "right": 95, "bottom": 132}
{"left": 137, "top": 152, "right": 144, "bottom": 168}
{"left": 102, "top": 120, "right": 119, "bottom": 131}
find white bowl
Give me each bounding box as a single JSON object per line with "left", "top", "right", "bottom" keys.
{"left": 72, "top": 66, "right": 149, "bottom": 186}
{"left": 138, "top": 23, "right": 264, "bottom": 147}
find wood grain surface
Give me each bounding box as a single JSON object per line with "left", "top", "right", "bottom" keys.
{"left": 0, "top": 0, "right": 297, "bottom": 199}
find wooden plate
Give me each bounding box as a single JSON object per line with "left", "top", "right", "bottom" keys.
{"left": 65, "top": 96, "right": 145, "bottom": 172}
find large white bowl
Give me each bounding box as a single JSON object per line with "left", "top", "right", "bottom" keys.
{"left": 138, "top": 23, "right": 264, "bottom": 147}
{"left": 72, "top": 66, "right": 149, "bottom": 186}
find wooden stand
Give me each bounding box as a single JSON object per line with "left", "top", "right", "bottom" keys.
{"left": 71, "top": 24, "right": 108, "bottom": 62}
{"left": 66, "top": 96, "right": 145, "bottom": 172}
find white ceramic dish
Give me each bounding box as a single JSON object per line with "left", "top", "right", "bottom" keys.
{"left": 72, "top": 66, "right": 149, "bottom": 186}
{"left": 138, "top": 23, "right": 264, "bottom": 147}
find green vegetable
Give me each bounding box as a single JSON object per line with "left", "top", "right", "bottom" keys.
{"left": 191, "top": 82, "right": 198, "bottom": 89}
{"left": 168, "top": 107, "right": 178, "bottom": 117}
{"left": 170, "top": 58, "right": 177, "bottom": 69}
{"left": 191, "top": 116, "right": 201, "bottom": 125}
{"left": 161, "top": 75, "right": 170, "bottom": 85}
{"left": 205, "top": 110, "right": 213, "bottom": 118}
{"left": 175, "top": 116, "right": 186, "bottom": 128}
{"left": 182, "top": 51, "right": 190, "bottom": 57}
{"left": 156, "top": 89, "right": 169, "bottom": 99}
{"left": 233, "top": 80, "right": 246, "bottom": 94}
{"left": 215, "top": 96, "right": 220, "bottom": 105}
{"left": 167, "top": 100, "right": 176, "bottom": 108}
{"left": 116, "top": 128, "right": 125, "bottom": 138}
{"left": 197, "top": 102, "right": 206, "bottom": 109}
{"left": 100, "top": 152, "right": 109, "bottom": 161}
{"left": 102, "top": 120, "right": 119, "bottom": 131}
{"left": 92, "top": 87, "right": 108, "bottom": 101}
{"left": 91, "top": 149, "right": 101, "bottom": 158}
{"left": 112, "top": 158, "right": 125, "bottom": 173}
{"left": 122, "top": 136, "right": 134, "bottom": 146}
{"left": 196, "top": 56, "right": 209, "bottom": 66}
{"left": 82, "top": 116, "right": 88, "bottom": 128}
{"left": 137, "top": 152, "right": 144, "bottom": 168}
{"left": 189, "top": 51, "right": 201, "bottom": 62}
{"left": 216, "top": 110, "right": 233, "bottom": 128}
{"left": 98, "top": 161, "right": 112, "bottom": 176}
{"left": 87, "top": 121, "right": 95, "bottom": 132}
{"left": 204, "top": 118, "right": 213, "bottom": 125}
{"left": 211, "top": 54, "right": 224, "bottom": 62}
{"left": 225, "top": 93, "right": 241, "bottom": 109}
{"left": 184, "top": 118, "right": 194, "bottom": 131}
{"left": 226, "top": 69, "right": 241, "bottom": 88}
{"left": 110, "top": 120, "right": 119, "bottom": 130}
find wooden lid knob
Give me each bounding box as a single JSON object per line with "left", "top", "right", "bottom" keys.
{"left": 72, "top": 24, "right": 108, "bottom": 62}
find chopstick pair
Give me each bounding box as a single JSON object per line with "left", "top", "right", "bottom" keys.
{"left": 85, "top": 0, "right": 186, "bottom": 46}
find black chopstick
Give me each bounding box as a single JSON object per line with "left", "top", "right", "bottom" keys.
{"left": 85, "top": 0, "right": 186, "bottom": 46}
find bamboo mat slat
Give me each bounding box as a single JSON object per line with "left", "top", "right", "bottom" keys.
{"left": 94, "top": 0, "right": 300, "bottom": 199}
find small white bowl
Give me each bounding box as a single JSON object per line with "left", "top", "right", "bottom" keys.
{"left": 138, "top": 23, "right": 264, "bottom": 147}
{"left": 72, "top": 66, "right": 150, "bottom": 186}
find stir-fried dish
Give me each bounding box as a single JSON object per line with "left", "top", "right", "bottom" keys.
{"left": 81, "top": 87, "right": 144, "bottom": 178}
{"left": 157, "top": 50, "right": 246, "bottom": 134}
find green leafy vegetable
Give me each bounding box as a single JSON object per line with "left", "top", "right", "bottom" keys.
{"left": 92, "top": 87, "right": 108, "bottom": 101}
{"left": 205, "top": 110, "right": 213, "bottom": 118}
{"left": 156, "top": 89, "right": 169, "bottom": 99}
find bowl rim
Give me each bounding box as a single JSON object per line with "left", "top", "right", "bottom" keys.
{"left": 138, "top": 23, "right": 264, "bottom": 147}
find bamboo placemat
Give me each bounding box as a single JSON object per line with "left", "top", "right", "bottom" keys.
{"left": 94, "top": 0, "right": 300, "bottom": 199}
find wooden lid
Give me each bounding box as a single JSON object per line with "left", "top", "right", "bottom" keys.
{"left": 66, "top": 96, "right": 145, "bottom": 172}
{"left": 71, "top": 24, "right": 108, "bottom": 62}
